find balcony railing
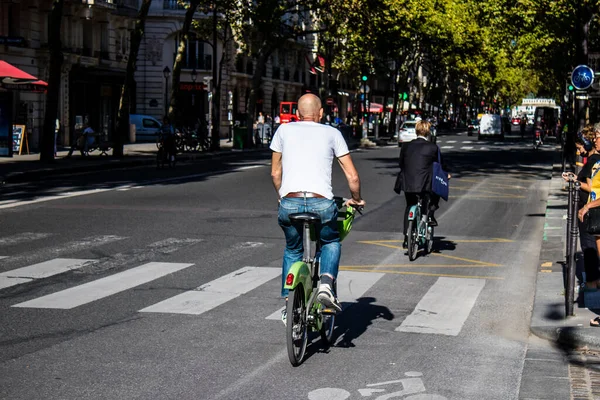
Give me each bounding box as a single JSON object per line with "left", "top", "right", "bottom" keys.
{"left": 115, "top": 0, "right": 138, "bottom": 9}
{"left": 163, "top": 0, "right": 188, "bottom": 10}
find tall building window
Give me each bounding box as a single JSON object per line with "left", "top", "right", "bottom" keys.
{"left": 8, "top": 4, "right": 20, "bottom": 37}
{"left": 83, "top": 21, "right": 94, "bottom": 57}
{"left": 176, "top": 33, "right": 212, "bottom": 70}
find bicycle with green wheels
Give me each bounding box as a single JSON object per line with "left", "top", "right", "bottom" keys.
{"left": 406, "top": 194, "right": 434, "bottom": 261}
{"left": 284, "top": 197, "right": 361, "bottom": 366}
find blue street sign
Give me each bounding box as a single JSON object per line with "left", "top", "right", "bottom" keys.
{"left": 571, "top": 65, "right": 595, "bottom": 90}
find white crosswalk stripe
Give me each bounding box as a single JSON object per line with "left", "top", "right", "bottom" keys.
{"left": 0, "top": 232, "right": 53, "bottom": 247}
{"left": 13, "top": 262, "right": 194, "bottom": 309}
{"left": 396, "top": 277, "right": 485, "bottom": 336}
{"left": 0, "top": 258, "right": 92, "bottom": 290}
{"left": 140, "top": 266, "right": 280, "bottom": 315}
{"left": 265, "top": 270, "right": 385, "bottom": 320}
{"left": 461, "top": 146, "right": 474, "bottom": 150}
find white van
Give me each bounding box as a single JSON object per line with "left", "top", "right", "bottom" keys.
{"left": 130, "top": 114, "right": 162, "bottom": 142}
{"left": 478, "top": 114, "right": 503, "bottom": 140}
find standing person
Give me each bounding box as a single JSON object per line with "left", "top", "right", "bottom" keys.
{"left": 161, "top": 116, "right": 177, "bottom": 164}
{"left": 520, "top": 114, "right": 527, "bottom": 138}
{"left": 575, "top": 125, "right": 600, "bottom": 299}
{"left": 270, "top": 93, "right": 365, "bottom": 322}
{"left": 82, "top": 123, "right": 95, "bottom": 156}
{"left": 398, "top": 120, "right": 449, "bottom": 248}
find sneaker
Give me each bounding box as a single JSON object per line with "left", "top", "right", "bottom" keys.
{"left": 402, "top": 236, "right": 408, "bottom": 249}
{"left": 281, "top": 309, "right": 287, "bottom": 327}
{"left": 428, "top": 216, "right": 438, "bottom": 227}
{"left": 317, "top": 283, "right": 342, "bottom": 312}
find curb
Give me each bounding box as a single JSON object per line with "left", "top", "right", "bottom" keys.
{"left": 531, "top": 325, "right": 600, "bottom": 350}
{"left": 2, "top": 147, "right": 271, "bottom": 184}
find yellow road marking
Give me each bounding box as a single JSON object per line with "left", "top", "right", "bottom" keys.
{"left": 359, "top": 238, "right": 513, "bottom": 244}
{"left": 541, "top": 270, "right": 552, "bottom": 273}
{"left": 342, "top": 264, "right": 501, "bottom": 268}
{"left": 339, "top": 267, "right": 504, "bottom": 280}
{"left": 357, "top": 241, "right": 500, "bottom": 267}
{"left": 541, "top": 262, "right": 553, "bottom": 267}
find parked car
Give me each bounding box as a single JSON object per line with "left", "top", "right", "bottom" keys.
{"left": 478, "top": 114, "right": 503, "bottom": 140}
{"left": 511, "top": 117, "right": 520, "bottom": 125}
{"left": 467, "top": 119, "right": 480, "bottom": 136}
{"left": 130, "top": 114, "right": 162, "bottom": 142}
{"left": 398, "top": 120, "right": 418, "bottom": 147}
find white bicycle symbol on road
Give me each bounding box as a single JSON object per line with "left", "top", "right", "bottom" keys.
{"left": 307, "top": 371, "right": 447, "bottom": 400}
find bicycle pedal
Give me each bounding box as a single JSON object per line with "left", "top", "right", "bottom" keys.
{"left": 322, "top": 308, "right": 337, "bottom": 315}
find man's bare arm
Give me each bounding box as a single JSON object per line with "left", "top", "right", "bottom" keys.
{"left": 337, "top": 154, "right": 365, "bottom": 206}
{"left": 271, "top": 151, "right": 283, "bottom": 197}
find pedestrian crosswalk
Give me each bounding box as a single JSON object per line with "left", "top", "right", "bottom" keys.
{"left": 0, "top": 232, "right": 487, "bottom": 337}
{"left": 435, "top": 139, "right": 551, "bottom": 151}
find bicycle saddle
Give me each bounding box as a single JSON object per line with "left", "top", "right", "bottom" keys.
{"left": 289, "top": 212, "right": 320, "bottom": 223}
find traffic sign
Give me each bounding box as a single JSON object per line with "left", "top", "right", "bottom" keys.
{"left": 571, "top": 65, "right": 595, "bottom": 90}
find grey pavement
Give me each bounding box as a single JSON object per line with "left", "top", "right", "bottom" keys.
{"left": 0, "top": 138, "right": 264, "bottom": 184}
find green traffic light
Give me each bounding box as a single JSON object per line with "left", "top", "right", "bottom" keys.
{"left": 568, "top": 84, "right": 574, "bottom": 91}
{"left": 361, "top": 75, "right": 368, "bottom": 82}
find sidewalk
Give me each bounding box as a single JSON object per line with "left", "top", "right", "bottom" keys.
{"left": 530, "top": 159, "right": 600, "bottom": 350}
{"left": 0, "top": 138, "right": 268, "bottom": 184}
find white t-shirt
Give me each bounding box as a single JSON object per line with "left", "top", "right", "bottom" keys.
{"left": 270, "top": 121, "right": 349, "bottom": 199}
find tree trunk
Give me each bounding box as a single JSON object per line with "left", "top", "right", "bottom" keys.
{"left": 168, "top": 0, "right": 200, "bottom": 124}
{"left": 246, "top": 51, "right": 268, "bottom": 146}
{"left": 40, "top": 0, "right": 64, "bottom": 162}
{"left": 389, "top": 62, "right": 400, "bottom": 135}
{"left": 114, "top": 0, "right": 153, "bottom": 158}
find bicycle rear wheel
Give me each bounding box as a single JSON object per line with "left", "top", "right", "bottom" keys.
{"left": 286, "top": 285, "right": 308, "bottom": 366}
{"left": 426, "top": 226, "right": 434, "bottom": 254}
{"left": 407, "top": 219, "right": 419, "bottom": 261}
{"left": 319, "top": 311, "right": 336, "bottom": 346}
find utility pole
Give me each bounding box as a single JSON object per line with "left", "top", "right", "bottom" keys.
{"left": 210, "top": 2, "right": 220, "bottom": 150}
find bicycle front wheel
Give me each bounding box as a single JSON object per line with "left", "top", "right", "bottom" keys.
{"left": 286, "top": 285, "right": 308, "bottom": 366}
{"left": 407, "top": 219, "right": 419, "bottom": 261}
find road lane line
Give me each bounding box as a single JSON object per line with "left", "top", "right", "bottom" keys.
{"left": 461, "top": 146, "right": 474, "bottom": 150}
{"left": 13, "top": 262, "right": 194, "bottom": 309}
{"left": 339, "top": 268, "right": 503, "bottom": 280}
{"left": 446, "top": 140, "right": 457, "bottom": 143}
{"left": 266, "top": 270, "right": 385, "bottom": 320}
{"left": 396, "top": 277, "right": 486, "bottom": 335}
{"left": 140, "top": 266, "right": 280, "bottom": 315}
{"left": 0, "top": 232, "right": 53, "bottom": 246}
{"left": 0, "top": 258, "right": 93, "bottom": 290}
{"left": 441, "top": 146, "right": 454, "bottom": 149}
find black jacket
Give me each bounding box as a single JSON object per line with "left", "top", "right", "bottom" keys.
{"left": 398, "top": 137, "right": 442, "bottom": 193}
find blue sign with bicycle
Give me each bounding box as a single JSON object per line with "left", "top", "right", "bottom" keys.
{"left": 571, "top": 65, "right": 595, "bottom": 90}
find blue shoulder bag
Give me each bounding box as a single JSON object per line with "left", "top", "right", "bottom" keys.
{"left": 432, "top": 149, "right": 449, "bottom": 201}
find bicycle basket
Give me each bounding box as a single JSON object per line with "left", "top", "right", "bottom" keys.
{"left": 338, "top": 206, "right": 356, "bottom": 241}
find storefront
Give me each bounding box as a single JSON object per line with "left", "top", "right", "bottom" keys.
{"left": 68, "top": 66, "right": 125, "bottom": 144}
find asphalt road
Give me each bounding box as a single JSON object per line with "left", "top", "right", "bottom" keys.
{"left": 0, "top": 126, "right": 562, "bottom": 400}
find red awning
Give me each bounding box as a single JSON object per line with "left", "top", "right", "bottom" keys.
{"left": 350, "top": 102, "right": 385, "bottom": 113}
{"left": 0, "top": 60, "right": 38, "bottom": 84}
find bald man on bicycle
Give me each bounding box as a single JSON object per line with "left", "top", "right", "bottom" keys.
{"left": 270, "top": 94, "right": 365, "bottom": 322}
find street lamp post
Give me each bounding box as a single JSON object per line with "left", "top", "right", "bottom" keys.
{"left": 163, "top": 66, "right": 171, "bottom": 115}
{"left": 191, "top": 68, "right": 197, "bottom": 106}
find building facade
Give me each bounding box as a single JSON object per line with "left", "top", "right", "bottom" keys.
{"left": 0, "top": 0, "right": 139, "bottom": 150}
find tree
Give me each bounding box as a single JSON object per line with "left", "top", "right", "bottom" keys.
{"left": 114, "top": 0, "right": 154, "bottom": 158}
{"left": 40, "top": 0, "right": 64, "bottom": 162}
{"left": 167, "top": 0, "right": 201, "bottom": 126}
{"left": 229, "top": 0, "right": 326, "bottom": 145}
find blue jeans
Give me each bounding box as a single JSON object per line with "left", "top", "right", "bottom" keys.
{"left": 278, "top": 197, "right": 341, "bottom": 297}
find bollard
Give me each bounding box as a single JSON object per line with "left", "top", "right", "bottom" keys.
{"left": 566, "top": 181, "right": 580, "bottom": 317}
